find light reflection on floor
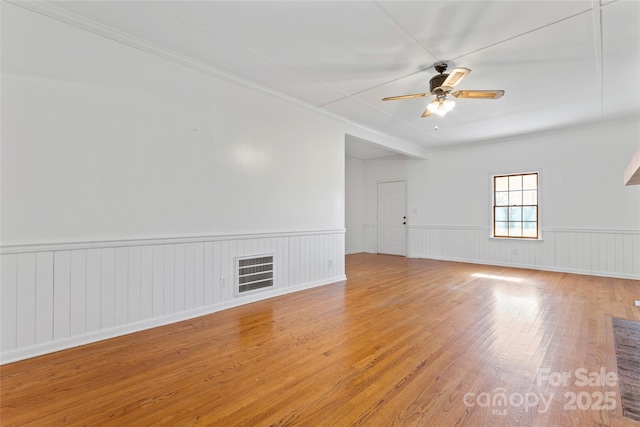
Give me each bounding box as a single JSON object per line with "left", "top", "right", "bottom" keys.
{"left": 472, "top": 272, "right": 524, "bottom": 283}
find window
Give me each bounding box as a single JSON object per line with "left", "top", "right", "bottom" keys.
{"left": 493, "top": 172, "right": 538, "bottom": 239}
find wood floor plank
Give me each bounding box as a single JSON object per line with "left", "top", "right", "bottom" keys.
{"left": 1, "top": 254, "right": 639, "bottom": 426}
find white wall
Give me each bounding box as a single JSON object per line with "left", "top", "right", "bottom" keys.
{"left": 409, "top": 119, "right": 640, "bottom": 230}
{"left": 345, "top": 157, "right": 365, "bottom": 254}
{"left": 1, "top": 3, "right": 347, "bottom": 245}
{"left": 358, "top": 118, "right": 640, "bottom": 278}
{"left": 0, "top": 2, "right": 355, "bottom": 363}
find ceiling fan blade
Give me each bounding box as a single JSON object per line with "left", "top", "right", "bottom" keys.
{"left": 421, "top": 108, "right": 433, "bottom": 118}
{"left": 441, "top": 67, "right": 471, "bottom": 90}
{"left": 382, "top": 93, "right": 431, "bottom": 101}
{"left": 451, "top": 90, "right": 505, "bottom": 99}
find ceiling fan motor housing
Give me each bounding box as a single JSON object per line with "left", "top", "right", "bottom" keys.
{"left": 429, "top": 73, "right": 449, "bottom": 94}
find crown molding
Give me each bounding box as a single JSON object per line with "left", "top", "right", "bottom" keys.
{"left": 6, "top": 1, "right": 302, "bottom": 97}
{"left": 6, "top": 0, "right": 428, "bottom": 159}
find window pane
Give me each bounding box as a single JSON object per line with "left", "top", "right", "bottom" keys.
{"left": 509, "top": 175, "right": 522, "bottom": 191}
{"left": 523, "top": 222, "right": 537, "bottom": 237}
{"left": 493, "top": 173, "right": 539, "bottom": 239}
{"left": 495, "top": 191, "right": 509, "bottom": 206}
{"left": 495, "top": 222, "right": 508, "bottom": 236}
{"left": 495, "top": 176, "right": 509, "bottom": 191}
{"left": 495, "top": 207, "right": 508, "bottom": 221}
{"left": 522, "top": 174, "right": 537, "bottom": 190}
{"left": 509, "top": 207, "right": 522, "bottom": 221}
{"left": 523, "top": 206, "right": 537, "bottom": 221}
{"left": 508, "top": 222, "right": 522, "bottom": 237}
{"left": 522, "top": 190, "right": 537, "bottom": 205}
{"left": 509, "top": 191, "right": 522, "bottom": 205}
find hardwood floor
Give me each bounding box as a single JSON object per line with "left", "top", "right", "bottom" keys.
{"left": 1, "top": 254, "right": 639, "bottom": 426}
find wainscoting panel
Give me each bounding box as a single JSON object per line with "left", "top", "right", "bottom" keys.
{"left": 407, "top": 226, "right": 640, "bottom": 279}
{"left": 0, "top": 230, "right": 346, "bottom": 363}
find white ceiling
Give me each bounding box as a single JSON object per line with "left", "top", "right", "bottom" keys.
{"left": 20, "top": 0, "right": 640, "bottom": 159}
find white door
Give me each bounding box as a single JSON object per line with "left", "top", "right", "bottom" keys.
{"left": 377, "top": 181, "right": 407, "bottom": 256}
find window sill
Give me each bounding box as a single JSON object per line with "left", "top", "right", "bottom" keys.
{"left": 489, "top": 236, "right": 544, "bottom": 242}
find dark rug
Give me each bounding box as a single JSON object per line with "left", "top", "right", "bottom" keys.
{"left": 612, "top": 317, "right": 640, "bottom": 422}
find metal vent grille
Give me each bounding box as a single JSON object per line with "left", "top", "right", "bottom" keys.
{"left": 237, "top": 255, "right": 274, "bottom": 294}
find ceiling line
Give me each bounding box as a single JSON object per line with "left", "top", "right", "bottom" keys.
{"left": 341, "top": 7, "right": 596, "bottom": 100}
{"left": 318, "top": 66, "right": 430, "bottom": 104}
{"left": 321, "top": 0, "right": 446, "bottom": 100}
{"left": 448, "top": 9, "right": 595, "bottom": 63}
{"left": 372, "top": 0, "right": 440, "bottom": 61}
{"left": 147, "top": 2, "right": 353, "bottom": 103}
{"left": 590, "top": 0, "right": 604, "bottom": 119}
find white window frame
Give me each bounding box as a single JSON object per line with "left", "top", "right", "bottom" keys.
{"left": 490, "top": 170, "right": 542, "bottom": 240}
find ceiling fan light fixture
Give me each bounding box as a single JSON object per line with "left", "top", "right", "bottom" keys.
{"left": 427, "top": 98, "right": 456, "bottom": 117}
{"left": 381, "top": 64, "right": 504, "bottom": 118}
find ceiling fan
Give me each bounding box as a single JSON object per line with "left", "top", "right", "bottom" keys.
{"left": 382, "top": 63, "right": 504, "bottom": 118}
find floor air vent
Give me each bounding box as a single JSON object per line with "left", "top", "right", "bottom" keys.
{"left": 237, "top": 255, "right": 274, "bottom": 295}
